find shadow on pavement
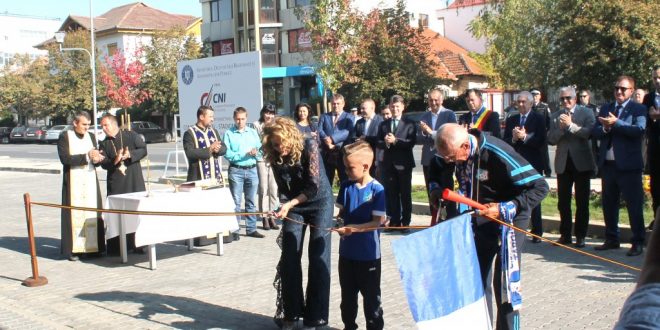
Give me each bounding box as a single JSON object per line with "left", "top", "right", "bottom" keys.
{"left": 75, "top": 291, "right": 277, "bottom": 329}
{"left": 523, "top": 238, "right": 641, "bottom": 283}
{"left": 0, "top": 236, "right": 60, "bottom": 260}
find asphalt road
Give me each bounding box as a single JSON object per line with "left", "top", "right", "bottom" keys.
{"left": 0, "top": 141, "right": 557, "bottom": 177}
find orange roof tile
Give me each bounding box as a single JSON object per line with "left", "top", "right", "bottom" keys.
{"left": 60, "top": 2, "right": 198, "bottom": 33}
{"left": 446, "top": 0, "right": 489, "bottom": 9}
{"left": 422, "top": 28, "right": 483, "bottom": 79}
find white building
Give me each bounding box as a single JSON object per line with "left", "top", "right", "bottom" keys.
{"left": 435, "top": 0, "right": 487, "bottom": 53}
{"left": 0, "top": 13, "right": 61, "bottom": 69}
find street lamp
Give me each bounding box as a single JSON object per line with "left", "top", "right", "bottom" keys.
{"left": 53, "top": 1, "right": 98, "bottom": 139}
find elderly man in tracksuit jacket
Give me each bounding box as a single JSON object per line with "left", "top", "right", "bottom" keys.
{"left": 435, "top": 123, "right": 549, "bottom": 330}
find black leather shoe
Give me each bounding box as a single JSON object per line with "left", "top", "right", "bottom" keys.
{"left": 626, "top": 244, "right": 643, "bottom": 256}
{"left": 594, "top": 241, "right": 620, "bottom": 251}
{"left": 400, "top": 228, "right": 411, "bottom": 234}
{"left": 531, "top": 237, "right": 542, "bottom": 243}
{"left": 246, "top": 231, "right": 265, "bottom": 238}
{"left": 555, "top": 236, "right": 572, "bottom": 245}
{"left": 232, "top": 232, "right": 241, "bottom": 241}
{"left": 574, "top": 237, "right": 586, "bottom": 248}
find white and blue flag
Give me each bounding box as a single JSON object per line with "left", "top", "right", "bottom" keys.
{"left": 392, "top": 214, "right": 492, "bottom": 329}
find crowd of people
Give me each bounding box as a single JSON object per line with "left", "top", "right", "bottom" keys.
{"left": 56, "top": 65, "right": 660, "bottom": 330}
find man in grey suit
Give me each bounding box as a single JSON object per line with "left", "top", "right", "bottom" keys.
{"left": 418, "top": 89, "right": 457, "bottom": 224}
{"left": 353, "top": 98, "right": 383, "bottom": 176}
{"left": 548, "top": 86, "right": 596, "bottom": 248}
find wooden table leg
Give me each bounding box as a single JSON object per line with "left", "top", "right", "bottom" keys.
{"left": 148, "top": 244, "right": 157, "bottom": 270}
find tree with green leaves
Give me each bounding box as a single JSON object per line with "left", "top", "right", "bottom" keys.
{"left": 43, "top": 29, "right": 108, "bottom": 119}
{"left": 0, "top": 54, "right": 50, "bottom": 125}
{"left": 141, "top": 27, "right": 204, "bottom": 128}
{"left": 470, "top": 0, "right": 660, "bottom": 95}
{"left": 296, "top": 0, "right": 441, "bottom": 108}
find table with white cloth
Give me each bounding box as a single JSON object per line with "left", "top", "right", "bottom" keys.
{"left": 105, "top": 188, "right": 239, "bottom": 270}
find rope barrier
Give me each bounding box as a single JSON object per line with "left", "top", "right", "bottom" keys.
{"left": 27, "top": 196, "right": 641, "bottom": 273}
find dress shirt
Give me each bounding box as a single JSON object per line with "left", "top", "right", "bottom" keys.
{"left": 605, "top": 99, "right": 631, "bottom": 161}
{"left": 223, "top": 125, "right": 262, "bottom": 166}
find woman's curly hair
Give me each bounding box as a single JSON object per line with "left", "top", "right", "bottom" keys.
{"left": 261, "top": 117, "right": 304, "bottom": 166}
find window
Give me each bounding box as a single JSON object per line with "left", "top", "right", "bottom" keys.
{"left": 287, "top": 0, "right": 311, "bottom": 8}
{"left": 288, "top": 29, "right": 312, "bottom": 53}
{"left": 106, "top": 43, "right": 118, "bottom": 56}
{"left": 210, "top": 0, "right": 232, "bottom": 22}
{"left": 212, "top": 39, "right": 235, "bottom": 56}
{"left": 419, "top": 14, "right": 429, "bottom": 28}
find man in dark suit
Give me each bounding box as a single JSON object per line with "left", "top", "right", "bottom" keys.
{"left": 318, "top": 93, "right": 355, "bottom": 185}
{"left": 504, "top": 91, "right": 547, "bottom": 242}
{"left": 548, "top": 87, "right": 596, "bottom": 248}
{"left": 353, "top": 98, "right": 383, "bottom": 176}
{"left": 378, "top": 95, "right": 417, "bottom": 232}
{"left": 592, "top": 75, "right": 647, "bottom": 256}
{"left": 531, "top": 89, "right": 553, "bottom": 177}
{"left": 418, "top": 89, "right": 457, "bottom": 225}
{"left": 645, "top": 65, "right": 660, "bottom": 230}
{"left": 458, "top": 88, "right": 501, "bottom": 138}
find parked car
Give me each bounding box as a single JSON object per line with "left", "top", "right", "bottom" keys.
{"left": 44, "top": 125, "right": 71, "bottom": 144}
{"left": 130, "top": 121, "right": 172, "bottom": 143}
{"left": 25, "top": 126, "right": 49, "bottom": 143}
{"left": 0, "top": 127, "right": 12, "bottom": 144}
{"left": 9, "top": 126, "right": 27, "bottom": 143}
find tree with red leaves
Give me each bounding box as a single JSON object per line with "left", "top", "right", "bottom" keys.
{"left": 99, "top": 49, "right": 149, "bottom": 110}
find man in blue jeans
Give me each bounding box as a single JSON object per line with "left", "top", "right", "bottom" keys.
{"left": 223, "top": 107, "right": 264, "bottom": 239}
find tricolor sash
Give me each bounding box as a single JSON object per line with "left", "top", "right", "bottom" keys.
{"left": 472, "top": 107, "right": 492, "bottom": 131}
{"left": 67, "top": 131, "right": 100, "bottom": 253}
{"left": 189, "top": 126, "right": 223, "bottom": 182}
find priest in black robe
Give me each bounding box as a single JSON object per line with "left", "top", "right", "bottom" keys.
{"left": 57, "top": 111, "right": 106, "bottom": 261}
{"left": 99, "top": 114, "right": 147, "bottom": 253}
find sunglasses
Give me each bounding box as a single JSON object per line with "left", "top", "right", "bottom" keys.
{"left": 560, "top": 96, "right": 573, "bottom": 101}
{"left": 614, "top": 86, "right": 631, "bottom": 92}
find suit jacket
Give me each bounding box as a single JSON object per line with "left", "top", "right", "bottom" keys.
{"left": 458, "top": 109, "right": 501, "bottom": 138}
{"left": 417, "top": 108, "right": 457, "bottom": 166}
{"left": 377, "top": 117, "right": 417, "bottom": 170}
{"left": 533, "top": 101, "right": 552, "bottom": 129}
{"left": 592, "top": 100, "right": 647, "bottom": 171}
{"left": 353, "top": 115, "right": 383, "bottom": 148}
{"left": 644, "top": 91, "right": 660, "bottom": 150}
{"left": 317, "top": 111, "right": 355, "bottom": 150}
{"left": 547, "top": 105, "right": 596, "bottom": 174}
{"left": 503, "top": 111, "right": 546, "bottom": 171}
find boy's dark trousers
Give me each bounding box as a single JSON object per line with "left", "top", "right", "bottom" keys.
{"left": 338, "top": 256, "right": 384, "bottom": 330}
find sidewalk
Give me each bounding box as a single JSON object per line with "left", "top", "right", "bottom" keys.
{"left": 0, "top": 171, "right": 641, "bottom": 329}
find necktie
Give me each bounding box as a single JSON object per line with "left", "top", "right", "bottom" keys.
{"left": 615, "top": 104, "right": 623, "bottom": 118}
{"left": 520, "top": 115, "right": 526, "bottom": 127}
{"left": 392, "top": 119, "right": 399, "bottom": 132}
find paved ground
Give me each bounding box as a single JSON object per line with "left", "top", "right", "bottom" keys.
{"left": 0, "top": 168, "right": 643, "bottom": 329}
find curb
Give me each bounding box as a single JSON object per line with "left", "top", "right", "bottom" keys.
{"left": 0, "top": 167, "right": 61, "bottom": 174}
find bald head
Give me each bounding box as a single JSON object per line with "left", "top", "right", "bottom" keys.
{"left": 435, "top": 123, "right": 470, "bottom": 162}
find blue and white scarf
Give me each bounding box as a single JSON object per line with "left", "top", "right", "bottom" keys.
{"left": 499, "top": 201, "right": 522, "bottom": 311}
{"left": 190, "top": 126, "right": 223, "bottom": 182}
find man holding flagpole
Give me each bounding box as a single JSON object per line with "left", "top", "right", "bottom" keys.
{"left": 434, "top": 123, "right": 548, "bottom": 330}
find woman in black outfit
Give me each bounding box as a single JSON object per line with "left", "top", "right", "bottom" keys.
{"left": 262, "top": 117, "right": 333, "bottom": 330}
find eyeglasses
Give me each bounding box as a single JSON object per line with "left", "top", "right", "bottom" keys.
{"left": 614, "top": 86, "right": 631, "bottom": 92}
{"left": 560, "top": 96, "right": 573, "bottom": 101}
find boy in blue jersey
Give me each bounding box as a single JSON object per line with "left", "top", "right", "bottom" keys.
{"left": 335, "top": 140, "right": 387, "bottom": 330}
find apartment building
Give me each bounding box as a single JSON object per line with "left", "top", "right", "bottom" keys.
{"left": 0, "top": 13, "right": 61, "bottom": 69}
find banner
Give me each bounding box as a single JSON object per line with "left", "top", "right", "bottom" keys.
{"left": 391, "top": 214, "right": 491, "bottom": 329}
{"left": 177, "top": 52, "right": 263, "bottom": 137}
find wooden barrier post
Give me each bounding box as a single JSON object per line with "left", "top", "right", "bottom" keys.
{"left": 22, "top": 193, "right": 48, "bottom": 287}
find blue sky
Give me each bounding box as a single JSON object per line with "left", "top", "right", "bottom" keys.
{"left": 1, "top": 1, "right": 201, "bottom": 21}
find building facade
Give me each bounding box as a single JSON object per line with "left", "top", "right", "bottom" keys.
{"left": 0, "top": 13, "right": 61, "bottom": 70}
